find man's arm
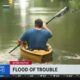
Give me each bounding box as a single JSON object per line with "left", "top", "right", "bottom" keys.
{"left": 17, "top": 31, "right": 28, "bottom": 48}
{"left": 43, "top": 23, "right": 52, "bottom": 34}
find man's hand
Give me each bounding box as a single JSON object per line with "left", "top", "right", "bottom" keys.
{"left": 17, "top": 40, "right": 22, "bottom": 45}
{"left": 43, "top": 23, "right": 48, "bottom": 29}
{"left": 17, "top": 40, "right": 26, "bottom": 48}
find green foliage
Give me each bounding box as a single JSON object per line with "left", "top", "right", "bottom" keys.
{"left": 69, "top": 0, "right": 80, "bottom": 10}
{"left": 33, "top": 0, "right": 80, "bottom": 10}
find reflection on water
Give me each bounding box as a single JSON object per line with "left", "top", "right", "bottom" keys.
{"left": 0, "top": 0, "right": 80, "bottom": 64}
{"left": 30, "top": 8, "right": 56, "bottom": 14}
{"left": 0, "top": 48, "right": 20, "bottom": 64}
{"left": 19, "top": 0, "right": 29, "bottom": 27}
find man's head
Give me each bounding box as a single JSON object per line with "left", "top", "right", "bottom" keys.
{"left": 35, "top": 19, "right": 43, "bottom": 28}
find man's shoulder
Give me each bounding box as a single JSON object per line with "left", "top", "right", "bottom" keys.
{"left": 42, "top": 29, "right": 50, "bottom": 33}
{"left": 27, "top": 28, "right": 34, "bottom": 32}
{"left": 42, "top": 29, "right": 52, "bottom": 36}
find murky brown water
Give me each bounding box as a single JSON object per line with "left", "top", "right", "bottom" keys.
{"left": 0, "top": 0, "right": 80, "bottom": 64}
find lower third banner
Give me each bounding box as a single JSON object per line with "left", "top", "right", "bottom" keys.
{"left": 10, "top": 63, "right": 80, "bottom": 75}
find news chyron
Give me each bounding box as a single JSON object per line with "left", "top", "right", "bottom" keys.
{"left": 0, "top": 61, "right": 80, "bottom": 78}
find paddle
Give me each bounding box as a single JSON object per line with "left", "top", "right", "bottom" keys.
{"left": 46, "top": 6, "right": 69, "bottom": 24}
{"left": 9, "top": 6, "right": 69, "bottom": 53}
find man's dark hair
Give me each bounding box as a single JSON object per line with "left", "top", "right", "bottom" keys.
{"left": 35, "top": 19, "right": 43, "bottom": 28}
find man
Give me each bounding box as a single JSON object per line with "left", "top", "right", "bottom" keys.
{"left": 18, "top": 19, "right": 52, "bottom": 50}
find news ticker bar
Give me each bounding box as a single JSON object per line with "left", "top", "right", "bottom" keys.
{"left": 0, "top": 61, "right": 80, "bottom": 77}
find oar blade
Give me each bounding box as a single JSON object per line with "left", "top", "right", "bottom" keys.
{"left": 56, "top": 6, "right": 69, "bottom": 17}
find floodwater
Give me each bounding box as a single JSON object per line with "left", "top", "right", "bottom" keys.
{"left": 0, "top": 0, "right": 80, "bottom": 64}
